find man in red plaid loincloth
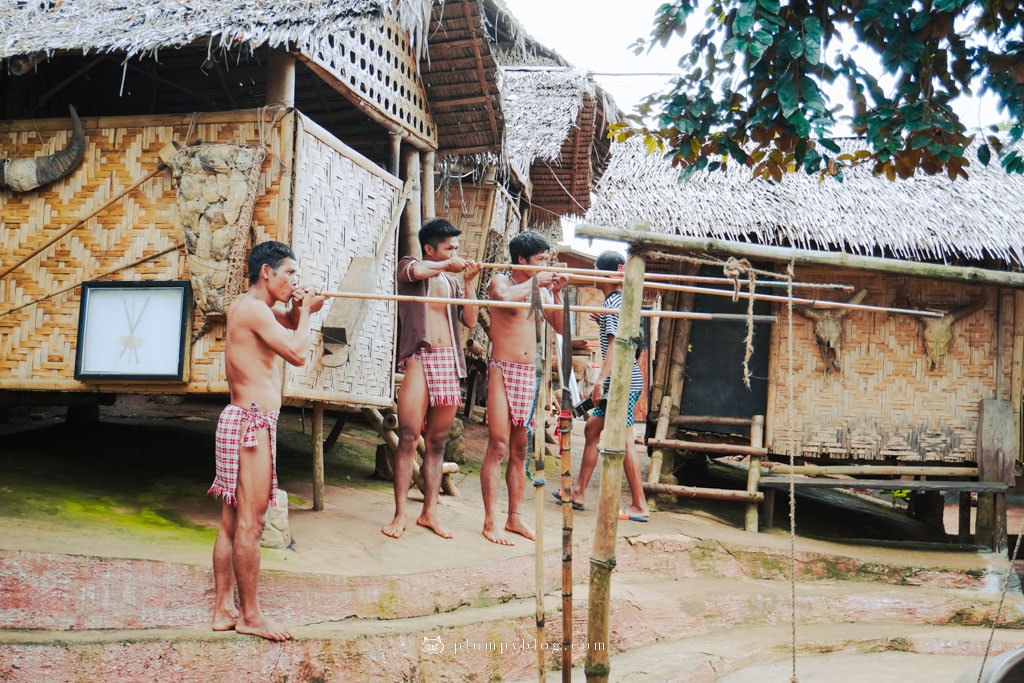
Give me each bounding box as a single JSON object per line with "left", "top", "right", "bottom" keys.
{"left": 207, "top": 241, "right": 325, "bottom": 641}
{"left": 483, "top": 231, "right": 567, "bottom": 545}
{"left": 384, "top": 219, "right": 481, "bottom": 539}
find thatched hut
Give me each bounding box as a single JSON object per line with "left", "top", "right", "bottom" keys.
{"left": 0, "top": 1, "right": 451, "bottom": 414}
{"left": 586, "top": 137, "right": 1024, "bottom": 544}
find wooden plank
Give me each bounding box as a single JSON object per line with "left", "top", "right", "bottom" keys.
{"left": 646, "top": 437, "right": 767, "bottom": 457}
{"left": 979, "top": 398, "right": 1016, "bottom": 483}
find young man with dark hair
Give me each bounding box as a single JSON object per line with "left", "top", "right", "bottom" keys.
{"left": 208, "top": 240, "right": 326, "bottom": 640}
{"left": 482, "top": 231, "right": 567, "bottom": 544}
{"left": 384, "top": 218, "right": 481, "bottom": 539}
{"left": 564, "top": 250, "right": 650, "bottom": 521}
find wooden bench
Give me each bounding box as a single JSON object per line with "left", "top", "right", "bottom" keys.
{"left": 759, "top": 475, "right": 1010, "bottom": 548}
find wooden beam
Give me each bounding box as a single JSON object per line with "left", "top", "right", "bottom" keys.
{"left": 647, "top": 438, "right": 768, "bottom": 457}
{"left": 576, "top": 223, "right": 1024, "bottom": 290}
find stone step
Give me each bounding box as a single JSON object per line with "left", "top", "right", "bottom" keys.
{"left": 4, "top": 567, "right": 1023, "bottom": 682}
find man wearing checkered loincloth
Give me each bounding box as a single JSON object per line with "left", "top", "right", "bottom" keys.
{"left": 384, "top": 219, "right": 482, "bottom": 540}
{"left": 483, "top": 231, "right": 567, "bottom": 545}
{"left": 208, "top": 241, "right": 325, "bottom": 641}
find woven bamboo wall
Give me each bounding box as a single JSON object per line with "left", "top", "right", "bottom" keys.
{"left": 433, "top": 181, "right": 522, "bottom": 363}
{"left": 284, "top": 115, "right": 402, "bottom": 408}
{"left": 0, "top": 109, "right": 290, "bottom": 395}
{"left": 766, "top": 268, "right": 1014, "bottom": 464}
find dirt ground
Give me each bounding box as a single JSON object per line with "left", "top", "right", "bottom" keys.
{"left": 3, "top": 394, "right": 1024, "bottom": 682}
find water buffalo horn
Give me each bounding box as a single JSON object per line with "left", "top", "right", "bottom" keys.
{"left": 0, "top": 105, "right": 85, "bottom": 192}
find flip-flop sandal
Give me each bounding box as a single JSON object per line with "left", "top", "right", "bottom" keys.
{"left": 618, "top": 508, "right": 649, "bottom": 522}
{"left": 552, "top": 491, "right": 584, "bottom": 511}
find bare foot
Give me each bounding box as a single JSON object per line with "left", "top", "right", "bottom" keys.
{"left": 381, "top": 516, "right": 407, "bottom": 539}
{"left": 505, "top": 514, "right": 535, "bottom": 541}
{"left": 235, "top": 614, "right": 292, "bottom": 642}
{"left": 416, "top": 515, "right": 453, "bottom": 539}
{"left": 483, "top": 521, "right": 515, "bottom": 546}
{"left": 211, "top": 608, "right": 237, "bottom": 632}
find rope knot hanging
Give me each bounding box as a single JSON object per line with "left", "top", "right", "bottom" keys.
{"left": 723, "top": 257, "right": 757, "bottom": 389}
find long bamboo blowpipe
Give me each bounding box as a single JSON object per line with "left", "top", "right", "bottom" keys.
{"left": 564, "top": 272, "right": 941, "bottom": 318}
{"left": 319, "top": 290, "right": 777, "bottom": 323}
{"left": 476, "top": 261, "right": 851, "bottom": 290}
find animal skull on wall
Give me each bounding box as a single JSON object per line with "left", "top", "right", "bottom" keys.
{"left": 0, "top": 105, "right": 85, "bottom": 192}
{"left": 795, "top": 288, "right": 868, "bottom": 376}
{"left": 919, "top": 294, "right": 986, "bottom": 370}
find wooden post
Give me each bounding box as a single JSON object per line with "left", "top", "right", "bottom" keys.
{"left": 421, "top": 150, "right": 435, "bottom": 220}
{"left": 265, "top": 51, "right": 295, "bottom": 107}
{"left": 585, "top": 252, "right": 645, "bottom": 683}
{"left": 399, "top": 145, "right": 421, "bottom": 261}
{"left": 311, "top": 402, "right": 325, "bottom": 511}
{"left": 978, "top": 398, "right": 1015, "bottom": 552}
{"left": 745, "top": 414, "right": 765, "bottom": 532}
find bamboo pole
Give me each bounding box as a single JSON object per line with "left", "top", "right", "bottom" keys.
{"left": 477, "top": 261, "right": 851, "bottom": 290}
{"left": 530, "top": 276, "right": 547, "bottom": 682}
{"left": 745, "top": 415, "right": 765, "bottom": 532}
{"left": 320, "top": 290, "right": 776, "bottom": 323}
{"left": 311, "top": 402, "right": 325, "bottom": 511}
{"left": 585, "top": 252, "right": 645, "bottom": 683}
{"left": 558, "top": 292, "right": 573, "bottom": 682}
{"left": 568, "top": 272, "right": 940, "bottom": 318}
{"left": 575, "top": 222, "right": 1024, "bottom": 290}
{"left": 644, "top": 482, "right": 764, "bottom": 502}
{"left": 765, "top": 464, "right": 980, "bottom": 477}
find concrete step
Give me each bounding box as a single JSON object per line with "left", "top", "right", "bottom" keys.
{"left": 2, "top": 544, "right": 1024, "bottom": 683}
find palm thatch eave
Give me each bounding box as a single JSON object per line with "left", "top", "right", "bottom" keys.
{"left": 0, "top": 0, "right": 433, "bottom": 62}
{"left": 586, "top": 137, "right": 1024, "bottom": 268}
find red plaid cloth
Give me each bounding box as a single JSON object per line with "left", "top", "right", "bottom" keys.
{"left": 207, "top": 402, "right": 279, "bottom": 507}
{"left": 488, "top": 358, "right": 537, "bottom": 428}
{"left": 415, "top": 346, "right": 463, "bottom": 407}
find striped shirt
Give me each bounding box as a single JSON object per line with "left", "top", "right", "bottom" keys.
{"left": 599, "top": 291, "right": 644, "bottom": 393}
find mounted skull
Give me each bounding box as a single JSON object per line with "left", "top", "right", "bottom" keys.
{"left": 795, "top": 288, "right": 868, "bottom": 376}
{"left": 920, "top": 294, "right": 986, "bottom": 370}
{"left": 0, "top": 105, "right": 85, "bottom": 192}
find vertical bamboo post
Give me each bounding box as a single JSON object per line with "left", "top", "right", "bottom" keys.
{"left": 585, "top": 252, "right": 645, "bottom": 683}
{"left": 745, "top": 414, "right": 765, "bottom": 532}
{"left": 265, "top": 51, "right": 295, "bottom": 107}
{"left": 311, "top": 402, "right": 325, "bottom": 511}
{"left": 530, "top": 277, "right": 548, "bottom": 681}
{"left": 559, "top": 292, "right": 574, "bottom": 681}
{"left": 646, "top": 394, "right": 673, "bottom": 492}
{"left": 421, "top": 150, "right": 436, "bottom": 221}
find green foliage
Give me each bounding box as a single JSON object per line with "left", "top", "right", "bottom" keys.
{"left": 614, "top": 0, "right": 1024, "bottom": 180}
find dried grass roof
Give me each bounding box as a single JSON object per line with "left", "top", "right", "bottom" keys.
{"left": 499, "top": 68, "right": 595, "bottom": 178}
{"left": 587, "top": 137, "right": 1024, "bottom": 266}
{"left": 0, "top": 0, "right": 432, "bottom": 60}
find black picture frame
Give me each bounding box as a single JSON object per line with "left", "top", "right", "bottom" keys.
{"left": 73, "top": 280, "right": 192, "bottom": 381}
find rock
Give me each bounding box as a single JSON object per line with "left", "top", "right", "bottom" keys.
{"left": 261, "top": 488, "right": 291, "bottom": 549}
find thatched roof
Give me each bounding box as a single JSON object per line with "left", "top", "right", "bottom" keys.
{"left": 0, "top": 0, "right": 432, "bottom": 60}
{"left": 587, "top": 137, "right": 1024, "bottom": 267}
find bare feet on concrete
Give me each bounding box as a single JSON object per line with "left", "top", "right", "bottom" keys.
{"left": 235, "top": 613, "right": 293, "bottom": 642}
{"left": 416, "top": 514, "right": 453, "bottom": 539}
{"left": 381, "top": 516, "right": 407, "bottom": 539}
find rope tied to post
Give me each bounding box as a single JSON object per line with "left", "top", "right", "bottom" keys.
{"left": 724, "top": 257, "right": 757, "bottom": 389}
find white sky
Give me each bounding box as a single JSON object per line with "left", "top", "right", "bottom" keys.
{"left": 501, "top": 0, "right": 1005, "bottom": 252}
{"left": 502, "top": 0, "right": 678, "bottom": 116}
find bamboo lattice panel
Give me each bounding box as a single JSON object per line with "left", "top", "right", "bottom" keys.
{"left": 0, "top": 110, "right": 287, "bottom": 393}
{"left": 285, "top": 117, "right": 401, "bottom": 407}
{"left": 767, "top": 269, "right": 1011, "bottom": 464}
{"left": 304, "top": 16, "right": 435, "bottom": 148}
